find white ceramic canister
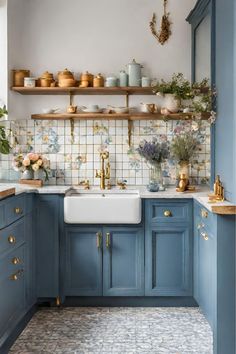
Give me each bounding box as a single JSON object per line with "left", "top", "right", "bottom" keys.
{"left": 119, "top": 70, "right": 128, "bottom": 87}
{"left": 141, "top": 77, "right": 151, "bottom": 87}
{"left": 24, "top": 77, "right": 36, "bottom": 88}
{"left": 127, "top": 59, "right": 143, "bottom": 87}
{"left": 105, "top": 76, "right": 117, "bottom": 87}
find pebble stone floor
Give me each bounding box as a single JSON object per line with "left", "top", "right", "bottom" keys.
{"left": 10, "top": 307, "right": 213, "bottom": 354}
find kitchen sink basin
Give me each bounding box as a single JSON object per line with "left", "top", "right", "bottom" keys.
{"left": 64, "top": 189, "right": 141, "bottom": 224}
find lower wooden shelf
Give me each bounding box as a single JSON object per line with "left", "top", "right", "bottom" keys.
{"left": 31, "top": 112, "right": 210, "bottom": 121}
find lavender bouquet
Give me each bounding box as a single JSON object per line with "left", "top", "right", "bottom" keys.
{"left": 136, "top": 138, "right": 170, "bottom": 166}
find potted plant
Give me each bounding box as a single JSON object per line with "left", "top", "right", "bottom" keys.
{"left": 0, "top": 105, "right": 11, "bottom": 155}
{"left": 152, "top": 73, "right": 193, "bottom": 113}
{"left": 12, "top": 153, "right": 50, "bottom": 181}
{"left": 170, "top": 133, "right": 198, "bottom": 181}
{"left": 137, "top": 138, "right": 169, "bottom": 191}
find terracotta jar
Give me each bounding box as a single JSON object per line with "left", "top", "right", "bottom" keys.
{"left": 93, "top": 73, "right": 104, "bottom": 87}
{"left": 40, "top": 71, "right": 54, "bottom": 87}
{"left": 80, "top": 71, "right": 93, "bottom": 87}
{"left": 12, "top": 70, "right": 30, "bottom": 87}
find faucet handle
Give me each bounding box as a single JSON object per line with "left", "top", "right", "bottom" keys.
{"left": 117, "top": 179, "right": 127, "bottom": 190}
{"left": 105, "top": 162, "right": 110, "bottom": 179}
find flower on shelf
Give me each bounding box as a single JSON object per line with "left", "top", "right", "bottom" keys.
{"left": 12, "top": 153, "right": 50, "bottom": 181}
{"left": 136, "top": 138, "right": 170, "bottom": 166}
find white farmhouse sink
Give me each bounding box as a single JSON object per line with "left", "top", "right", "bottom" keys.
{"left": 64, "top": 189, "right": 141, "bottom": 224}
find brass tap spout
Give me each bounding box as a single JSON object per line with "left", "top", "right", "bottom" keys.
{"left": 95, "top": 151, "right": 110, "bottom": 190}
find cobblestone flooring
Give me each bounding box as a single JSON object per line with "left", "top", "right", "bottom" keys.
{"left": 10, "top": 307, "right": 213, "bottom": 354}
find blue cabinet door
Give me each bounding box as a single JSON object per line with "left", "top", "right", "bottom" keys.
{"left": 65, "top": 227, "right": 103, "bottom": 296}
{"left": 145, "top": 225, "right": 192, "bottom": 296}
{"left": 35, "top": 195, "right": 61, "bottom": 298}
{"left": 25, "top": 211, "right": 36, "bottom": 309}
{"left": 103, "top": 227, "right": 144, "bottom": 296}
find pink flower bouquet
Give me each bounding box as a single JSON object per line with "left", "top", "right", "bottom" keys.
{"left": 12, "top": 153, "right": 50, "bottom": 181}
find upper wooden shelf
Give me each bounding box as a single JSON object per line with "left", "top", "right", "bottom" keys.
{"left": 31, "top": 112, "right": 211, "bottom": 121}
{"left": 11, "top": 86, "right": 155, "bottom": 96}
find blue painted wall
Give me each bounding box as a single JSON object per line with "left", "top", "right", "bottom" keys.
{"left": 215, "top": 0, "right": 236, "bottom": 203}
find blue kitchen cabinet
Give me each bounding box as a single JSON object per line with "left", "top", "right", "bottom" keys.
{"left": 145, "top": 200, "right": 193, "bottom": 296}
{"left": 103, "top": 227, "right": 144, "bottom": 296}
{"left": 35, "top": 195, "right": 61, "bottom": 299}
{"left": 65, "top": 227, "right": 103, "bottom": 296}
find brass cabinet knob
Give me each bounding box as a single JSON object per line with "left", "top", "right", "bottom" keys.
{"left": 96, "top": 232, "right": 102, "bottom": 249}
{"left": 164, "top": 210, "right": 172, "bottom": 217}
{"left": 106, "top": 232, "right": 111, "bottom": 248}
{"left": 8, "top": 235, "right": 16, "bottom": 244}
{"left": 10, "top": 269, "right": 23, "bottom": 281}
{"left": 197, "top": 223, "right": 205, "bottom": 230}
{"left": 14, "top": 207, "right": 22, "bottom": 215}
{"left": 12, "top": 257, "right": 21, "bottom": 265}
{"left": 201, "top": 209, "right": 208, "bottom": 218}
{"left": 200, "top": 231, "right": 209, "bottom": 241}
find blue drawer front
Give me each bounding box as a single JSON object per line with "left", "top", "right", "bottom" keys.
{"left": 0, "top": 245, "right": 25, "bottom": 283}
{"left": 0, "top": 218, "right": 25, "bottom": 257}
{"left": 147, "top": 200, "right": 192, "bottom": 224}
{"left": 0, "top": 194, "right": 25, "bottom": 230}
{"left": 194, "top": 201, "right": 216, "bottom": 232}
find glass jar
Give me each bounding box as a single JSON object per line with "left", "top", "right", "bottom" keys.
{"left": 147, "top": 163, "right": 164, "bottom": 192}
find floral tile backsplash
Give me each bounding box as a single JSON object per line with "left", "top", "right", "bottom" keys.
{"left": 0, "top": 119, "right": 211, "bottom": 186}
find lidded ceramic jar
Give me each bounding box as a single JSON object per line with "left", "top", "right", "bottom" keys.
{"left": 58, "top": 68, "right": 74, "bottom": 81}
{"left": 127, "top": 59, "right": 143, "bottom": 87}
{"left": 40, "top": 71, "right": 54, "bottom": 87}
{"left": 93, "top": 73, "right": 104, "bottom": 87}
{"left": 80, "top": 71, "right": 94, "bottom": 87}
{"left": 119, "top": 70, "right": 128, "bottom": 87}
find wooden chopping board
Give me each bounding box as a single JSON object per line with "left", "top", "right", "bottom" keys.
{"left": 0, "top": 187, "right": 16, "bottom": 199}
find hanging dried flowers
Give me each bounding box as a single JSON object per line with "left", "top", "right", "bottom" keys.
{"left": 150, "top": 0, "right": 172, "bottom": 45}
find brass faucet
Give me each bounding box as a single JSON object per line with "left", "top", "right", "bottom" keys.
{"left": 95, "top": 151, "right": 110, "bottom": 190}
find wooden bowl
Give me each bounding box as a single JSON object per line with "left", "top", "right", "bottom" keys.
{"left": 58, "top": 79, "right": 77, "bottom": 87}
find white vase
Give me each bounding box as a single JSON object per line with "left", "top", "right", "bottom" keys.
{"left": 21, "top": 170, "right": 33, "bottom": 180}
{"left": 164, "top": 94, "right": 180, "bottom": 113}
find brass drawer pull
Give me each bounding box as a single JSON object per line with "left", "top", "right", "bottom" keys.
{"left": 164, "top": 210, "right": 172, "bottom": 217}
{"left": 12, "top": 257, "right": 21, "bottom": 265}
{"left": 200, "top": 231, "right": 209, "bottom": 241}
{"left": 201, "top": 209, "right": 208, "bottom": 218}
{"left": 106, "top": 232, "right": 111, "bottom": 248}
{"left": 96, "top": 232, "right": 102, "bottom": 249}
{"left": 8, "top": 235, "right": 16, "bottom": 244}
{"left": 10, "top": 269, "right": 24, "bottom": 281}
{"left": 14, "top": 207, "right": 23, "bottom": 215}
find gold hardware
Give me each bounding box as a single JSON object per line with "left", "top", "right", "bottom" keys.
{"left": 95, "top": 151, "right": 110, "bottom": 190}
{"left": 79, "top": 179, "right": 90, "bottom": 190}
{"left": 164, "top": 210, "right": 172, "bottom": 217}
{"left": 10, "top": 269, "right": 23, "bottom": 281}
{"left": 176, "top": 174, "right": 188, "bottom": 192}
{"left": 56, "top": 296, "right": 61, "bottom": 307}
{"left": 201, "top": 209, "right": 208, "bottom": 219}
{"left": 14, "top": 207, "right": 22, "bottom": 215}
{"left": 8, "top": 235, "right": 16, "bottom": 244}
{"left": 12, "top": 257, "right": 21, "bottom": 265}
{"left": 117, "top": 180, "right": 127, "bottom": 190}
{"left": 96, "top": 232, "right": 102, "bottom": 249}
{"left": 106, "top": 180, "right": 112, "bottom": 190}
{"left": 106, "top": 232, "right": 111, "bottom": 248}
{"left": 200, "top": 231, "right": 209, "bottom": 241}
{"left": 208, "top": 175, "right": 225, "bottom": 202}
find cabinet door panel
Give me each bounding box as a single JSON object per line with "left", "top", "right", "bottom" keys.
{"left": 103, "top": 227, "right": 144, "bottom": 296}
{"left": 65, "top": 227, "right": 102, "bottom": 296}
{"left": 145, "top": 226, "right": 192, "bottom": 296}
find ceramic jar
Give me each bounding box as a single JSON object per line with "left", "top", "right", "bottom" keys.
{"left": 105, "top": 76, "right": 117, "bottom": 87}
{"left": 80, "top": 71, "right": 94, "bottom": 87}
{"left": 24, "top": 77, "right": 36, "bottom": 88}
{"left": 119, "top": 70, "right": 128, "bottom": 87}
{"left": 12, "top": 70, "right": 30, "bottom": 87}
{"left": 141, "top": 77, "right": 151, "bottom": 87}
{"left": 40, "top": 71, "right": 54, "bottom": 87}
{"left": 164, "top": 94, "right": 180, "bottom": 113}
{"left": 58, "top": 68, "right": 74, "bottom": 81}
{"left": 127, "top": 59, "right": 143, "bottom": 87}
{"left": 93, "top": 73, "right": 104, "bottom": 87}
{"left": 21, "top": 170, "right": 33, "bottom": 180}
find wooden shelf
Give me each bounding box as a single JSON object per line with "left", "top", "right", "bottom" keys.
{"left": 11, "top": 86, "right": 154, "bottom": 95}
{"left": 31, "top": 112, "right": 210, "bottom": 121}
